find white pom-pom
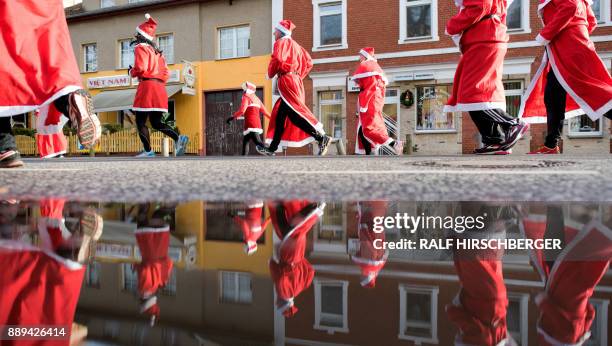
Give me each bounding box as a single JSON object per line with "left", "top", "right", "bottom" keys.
{"left": 144, "top": 13, "right": 151, "bottom": 20}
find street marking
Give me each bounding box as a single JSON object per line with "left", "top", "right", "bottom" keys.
{"left": 284, "top": 170, "right": 600, "bottom": 175}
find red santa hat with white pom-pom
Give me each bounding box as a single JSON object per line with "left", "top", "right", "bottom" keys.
{"left": 359, "top": 47, "right": 376, "bottom": 61}
{"left": 242, "top": 81, "right": 257, "bottom": 94}
{"left": 275, "top": 19, "right": 296, "bottom": 37}
{"left": 136, "top": 13, "right": 158, "bottom": 41}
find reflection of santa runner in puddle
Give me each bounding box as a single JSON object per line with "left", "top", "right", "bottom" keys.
{"left": 0, "top": 240, "right": 85, "bottom": 346}
{"left": 36, "top": 104, "right": 68, "bottom": 159}
{"left": 233, "top": 201, "right": 271, "bottom": 255}
{"left": 134, "top": 226, "right": 173, "bottom": 326}
{"left": 351, "top": 201, "right": 389, "bottom": 288}
{"left": 269, "top": 201, "right": 325, "bottom": 317}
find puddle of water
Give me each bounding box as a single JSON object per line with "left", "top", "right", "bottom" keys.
{"left": 0, "top": 200, "right": 610, "bottom": 346}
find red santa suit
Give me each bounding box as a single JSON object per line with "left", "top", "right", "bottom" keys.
{"left": 36, "top": 104, "right": 68, "bottom": 159}
{"left": 233, "top": 201, "right": 271, "bottom": 255}
{"left": 134, "top": 226, "right": 173, "bottom": 326}
{"left": 269, "top": 201, "right": 325, "bottom": 317}
{"left": 0, "top": 240, "right": 85, "bottom": 346}
{"left": 444, "top": 0, "right": 509, "bottom": 113}
{"left": 0, "top": 0, "right": 82, "bottom": 117}
{"left": 131, "top": 14, "right": 170, "bottom": 113}
{"left": 233, "top": 82, "right": 270, "bottom": 136}
{"left": 36, "top": 199, "right": 72, "bottom": 252}
{"left": 519, "top": 0, "right": 612, "bottom": 123}
{"left": 350, "top": 201, "right": 389, "bottom": 288}
{"left": 266, "top": 20, "right": 324, "bottom": 149}
{"left": 353, "top": 48, "right": 393, "bottom": 155}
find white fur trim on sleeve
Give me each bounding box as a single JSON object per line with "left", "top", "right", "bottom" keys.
{"left": 359, "top": 107, "right": 368, "bottom": 113}
{"left": 535, "top": 34, "right": 550, "bottom": 45}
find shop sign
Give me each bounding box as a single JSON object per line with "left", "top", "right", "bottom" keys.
{"left": 95, "top": 243, "right": 133, "bottom": 259}
{"left": 181, "top": 60, "right": 196, "bottom": 96}
{"left": 87, "top": 75, "right": 131, "bottom": 89}
{"left": 131, "top": 69, "right": 180, "bottom": 86}
{"left": 347, "top": 77, "right": 360, "bottom": 92}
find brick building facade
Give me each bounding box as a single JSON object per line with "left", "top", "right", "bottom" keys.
{"left": 276, "top": 0, "right": 612, "bottom": 155}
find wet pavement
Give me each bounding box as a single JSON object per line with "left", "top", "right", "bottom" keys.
{"left": 0, "top": 155, "right": 611, "bottom": 202}
{"left": 0, "top": 199, "right": 610, "bottom": 345}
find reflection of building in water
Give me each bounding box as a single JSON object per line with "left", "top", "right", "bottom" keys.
{"left": 281, "top": 202, "right": 611, "bottom": 346}
{"left": 77, "top": 201, "right": 275, "bottom": 345}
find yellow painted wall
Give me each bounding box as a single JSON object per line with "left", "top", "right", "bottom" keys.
{"left": 175, "top": 201, "right": 205, "bottom": 267}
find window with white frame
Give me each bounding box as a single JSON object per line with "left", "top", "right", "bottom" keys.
{"left": 592, "top": 0, "right": 612, "bottom": 24}
{"left": 319, "top": 90, "right": 344, "bottom": 139}
{"left": 100, "top": 0, "right": 115, "bottom": 8}
{"left": 507, "top": 293, "right": 529, "bottom": 346}
{"left": 398, "top": 285, "right": 439, "bottom": 343}
{"left": 586, "top": 299, "right": 609, "bottom": 346}
{"left": 399, "top": 0, "right": 438, "bottom": 43}
{"left": 220, "top": 271, "right": 252, "bottom": 304}
{"left": 218, "top": 25, "right": 250, "bottom": 60}
{"left": 313, "top": 0, "right": 347, "bottom": 50}
{"left": 314, "top": 279, "right": 349, "bottom": 333}
{"left": 569, "top": 114, "right": 603, "bottom": 137}
{"left": 119, "top": 39, "right": 134, "bottom": 69}
{"left": 384, "top": 89, "right": 401, "bottom": 140}
{"left": 122, "top": 263, "right": 138, "bottom": 292}
{"left": 317, "top": 201, "right": 344, "bottom": 242}
{"left": 504, "top": 80, "right": 524, "bottom": 117}
{"left": 506, "top": 0, "right": 530, "bottom": 32}
{"left": 157, "top": 34, "right": 174, "bottom": 64}
{"left": 83, "top": 43, "right": 97, "bottom": 72}
{"left": 415, "top": 85, "right": 456, "bottom": 132}
{"left": 85, "top": 261, "right": 101, "bottom": 288}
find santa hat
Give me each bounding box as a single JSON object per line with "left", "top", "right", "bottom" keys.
{"left": 244, "top": 241, "right": 258, "bottom": 255}
{"left": 359, "top": 47, "right": 376, "bottom": 61}
{"left": 275, "top": 19, "right": 296, "bottom": 36}
{"left": 136, "top": 13, "right": 158, "bottom": 41}
{"left": 242, "top": 81, "right": 257, "bottom": 94}
{"left": 140, "top": 296, "right": 160, "bottom": 327}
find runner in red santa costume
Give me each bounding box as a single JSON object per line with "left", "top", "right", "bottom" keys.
{"left": 353, "top": 49, "right": 402, "bottom": 156}
{"left": 130, "top": 14, "right": 189, "bottom": 158}
{"left": 232, "top": 201, "right": 271, "bottom": 255}
{"left": 132, "top": 203, "right": 174, "bottom": 326}
{"left": 0, "top": 0, "right": 101, "bottom": 168}
{"left": 351, "top": 201, "right": 389, "bottom": 288}
{"left": 36, "top": 104, "right": 69, "bottom": 159}
{"left": 269, "top": 201, "right": 326, "bottom": 317}
{"left": 263, "top": 20, "right": 332, "bottom": 156}
{"left": 226, "top": 82, "right": 270, "bottom": 156}
{"left": 445, "top": 0, "right": 529, "bottom": 155}
{"left": 520, "top": 0, "right": 612, "bottom": 154}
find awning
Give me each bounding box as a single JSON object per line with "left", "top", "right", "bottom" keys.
{"left": 92, "top": 84, "right": 184, "bottom": 112}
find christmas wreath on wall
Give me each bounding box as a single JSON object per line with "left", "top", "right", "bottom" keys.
{"left": 400, "top": 90, "right": 414, "bottom": 108}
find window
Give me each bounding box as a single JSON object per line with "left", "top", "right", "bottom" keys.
{"left": 319, "top": 91, "right": 344, "bottom": 139}
{"left": 83, "top": 43, "right": 97, "bottom": 72}
{"left": 122, "top": 263, "right": 138, "bottom": 292}
{"left": 504, "top": 80, "right": 523, "bottom": 117}
{"left": 317, "top": 202, "right": 344, "bottom": 241}
{"left": 313, "top": 0, "right": 347, "bottom": 50}
{"left": 119, "top": 39, "right": 134, "bottom": 69}
{"left": 586, "top": 299, "right": 609, "bottom": 346}
{"left": 85, "top": 261, "right": 101, "bottom": 288}
{"left": 592, "top": 0, "right": 612, "bottom": 24}
{"left": 506, "top": 0, "right": 530, "bottom": 32}
{"left": 384, "top": 89, "right": 401, "bottom": 139}
{"left": 399, "top": 285, "right": 439, "bottom": 343}
{"left": 161, "top": 267, "right": 177, "bottom": 296}
{"left": 157, "top": 34, "right": 174, "bottom": 64}
{"left": 569, "top": 115, "right": 603, "bottom": 137}
{"left": 220, "top": 271, "right": 252, "bottom": 304}
{"left": 399, "top": 0, "right": 438, "bottom": 43}
{"left": 415, "top": 85, "right": 456, "bottom": 132}
{"left": 218, "top": 25, "right": 250, "bottom": 60}
{"left": 507, "top": 293, "right": 529, "bottom": 346}
{"left": 314, "top": 279, "right": 349, "bottom": 333}
{"left": 100, "top": 0, "right": 115, "bottom": 8}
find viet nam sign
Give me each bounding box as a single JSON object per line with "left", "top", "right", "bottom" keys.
{"left": 87, "top": 75, "right": 131, "bottom": 89}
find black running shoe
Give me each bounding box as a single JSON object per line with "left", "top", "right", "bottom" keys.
{"left": 473, "top": 144, "right": 511, "bottom": 155}
{"left": 260, "top": 147, "right": 276, "bottom": 156}
{"left": 318, "top": 136, "right": 332, "bottom": 156}
{"left": 501, "top": 122, "right": 530, "bottom": 150}
{"left": 0, "top": 150, "right": 23, "bottom": 168}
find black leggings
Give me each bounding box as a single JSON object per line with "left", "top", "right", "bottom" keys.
{"left": 134, "top": 111, "right": 179, "bottom": 152}
{"left": 242, "top": 132, "right": 264, "bottom": 156}
{"left": 358, "top": 127, "right": 372, "bottom": 155}
{"left": 544, "top": 70, "right": 567, "bottom": 148}
{"left": 268, "top": 100, "right": 323, "bottom": 152}
{"left": 469, "top": 109, "right": 518, "bottom": 145}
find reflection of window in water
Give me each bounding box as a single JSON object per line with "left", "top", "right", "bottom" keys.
{"left": 504, "top": 81, "right": 523, "bottom": 117}
{"left": 206, "top": 202, "right": 265, "bottom": 243}
{"left": 585, "top": 299, "right": 608, "bottom": 346}
{"left": 317, "top": 202, "right": 344, "bottom": 242}
{"left": 319, "top": 2, "right": 343, "bottom": 46}
{"left": 507, "top": 293, "right": 529, "bottom": 346}
{"left": 220, "top": 271, "right": 252, "bottom": 304}
{"left": 315, "top": 280, "right": 348, "bottom": 331}
{"left": 123, "top": 263, "right": 176, "bottom": 296}
{"left": 85, "top": 261, "right": 101, "bottom": 288}
{"left": 399, "top": 285, "right": 438, "bottom": 342}
{"left": 416, "top": 85, "right": 455, "bottom": 131}
{"left": 319, "top": 91, "right": 344, "bottom": 139}
{"left": 405, "top": 2, "right": 432, "bottom": 39}
{"left": 506, "top": 0, "right": 522, "bottom": 30}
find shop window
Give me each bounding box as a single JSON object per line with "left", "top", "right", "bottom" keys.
{"left": 119, "top": 39, "right": 134, "bottom": 69}
{"left": 384, "top": 89, "right": 401, "bottom": 139}
{"left": 313, "top": 0, "right": 347, "bottom": 50}
{"left": 399, "top": 0, "right": 438, "bottom": 43}
{"left": 218, "top": 25, "right": 250, "bottom": 60}
{"left": 319, "top": 90, "right": 344, "bottom": 139}
{"left": 122, "top": 263, "right": 138, "bottom": 292}
{"left": 85, "top": 261, "right": 101, "bottom": 288}
{"left": 504, "top": 80, "right": 523, "bottom": 117}
{"left": 157, "top": 34, "right": 174, "bottom": 64}
{"left": 83, "top": 43, "right": 97, "bottom": 72}
{"left": 586, "top": 299, "right": 609, "bottom": 346}
{"left": 314, "top": 279, "right": 349, "bottom": 333}
{"left": 398, "top": 285, "right": 439, "bottom": 343}
{"left": 415, "top": 85, "right": 456, "bottom": 132}
{"left": 506, "top": 0, "right": 530, "bottom": 32}
{"left": 100, "top": 0, "right": 115, "bottom": 8}
{"left": 10, "top": 114, "right": 29, "bottom": 129}
{"left": 507, "top": 293, "right": 529, "bottom": 345}
{"left": 592, "top": 0, "right": 612, "bottom": 24}
{"left": 569, "top": 115, "right": 603, "bottom": 137}
{"left": 220, "top": 271, "right": 252, "bottom": 304}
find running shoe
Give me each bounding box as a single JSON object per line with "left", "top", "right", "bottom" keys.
{"left": 135, "top": 150, "right": 156, "bottom": 158}
{"left": 0, "top": 150, "right": 23, "bottom": 168}
{"left": 500, "top": 121, "right": 530, "bottom": 150}
{"left": 473, "top": 144, "right": 512, "bottom": 155}
{"left": 528, "top": 145, "right": 560, "bottom": 154}
{"left": 261, "top": 147, "right": 276, "bottom": 156}
{"left": 255, "top": 145, "right": 270, "bottom": 156}
{"left": 68, "top": 89, "right": 101, "bottom": 149}
{"left": 318, "top": 135, "right": 332, "bottom": 156}
{"left": 175, "top": 135, "right": 189, "bottom": 156}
